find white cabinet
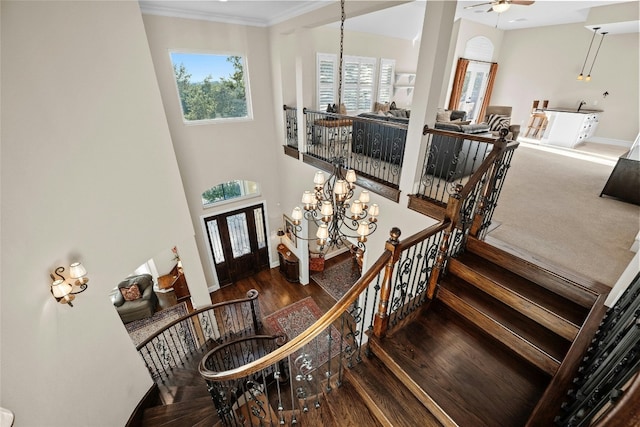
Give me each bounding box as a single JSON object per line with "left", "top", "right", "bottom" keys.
{"left": 541, "top": 111, "right": 600, "bottom": 148}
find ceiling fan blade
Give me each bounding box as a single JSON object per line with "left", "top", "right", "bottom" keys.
{"left": 463, "top": 2, "right": 494, "bottom": 10}
{"left": 511, "top": 1, "right": 535, "bottom": 5}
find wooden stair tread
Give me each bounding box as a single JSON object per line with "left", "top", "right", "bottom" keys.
{"left": 450, "top": 253, "right": 584, "bottom": 340}
{"left": 143, "top": 396, "right": 213, "bottom": 420}
{"left": 345, "top": 353, "right": 443, "bottom": 427}
{"left": 439, "top": 276, "right": 568, "bottom": 375}
{"left": 370, "top": 302, "right": 549, "bottom": 427}
{"left": 323, "top": 381, "right": 383, "bottom": 427}
{"left": 158, "top": 384, "right": 210, "bottom": 404}
{"left": 468, "top": 236, "right": 607, "bottom": 307}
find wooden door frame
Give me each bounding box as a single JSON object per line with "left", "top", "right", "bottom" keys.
{"left": 200, "top": 199, "right": 277, "bottom": 293}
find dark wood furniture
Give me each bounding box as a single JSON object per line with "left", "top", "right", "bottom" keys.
{"left": 158, "top": 264, "right": 190, "bottom": 302}
{"left": 277, "top": 244, "right": 299, "bottom": 283}
{"left": 600, "top": 150, "right": 640, "bottom": 205}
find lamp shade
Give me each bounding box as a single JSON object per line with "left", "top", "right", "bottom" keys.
{"left": 334, "top": 180, "right": 348, "bottom": 196}
{"left": 345, "top": 169, "right": 357, "bottom": 184}
{"left": 69, "top": 262, "right": 87, "bottom": 279}
{"left": 302, "top": 190, "right": 315, "bottom": 205}
{"left": 292, "top": 207, "right": 303, "bottom": 221}
{"left": 368, "top": 203, "right": 379, "bottom": 217}
{"left": 314, "top": 171, "right": 326, "bottom": 186}
{"left": 316, "top": 224, "right": 329, "bottom": 239}
{"left": 350, "top": 200, "right": 363, "bottom": 217}
{"left": 320, "top": 200, "right": 334, "bottom": 217}
{"left": 359, "top": 190, "right": 370, "bottom": 205}
{"left": 51, "top": 279, "right": 72, "bottom": 298}
{"left": 357, "top": 221, "right": 370, "bottom": 237}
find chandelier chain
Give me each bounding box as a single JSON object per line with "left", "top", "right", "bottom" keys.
{"left": 337, "top": 0, "right": 345, "bottom": 108}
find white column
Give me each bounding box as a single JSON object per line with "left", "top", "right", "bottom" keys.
{"left": 399, "top": 0, "right": 458, "bottom": 197}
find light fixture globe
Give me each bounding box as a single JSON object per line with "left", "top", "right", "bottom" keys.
{"left": 492, "top": 1, "right": 511, "bottom": 13}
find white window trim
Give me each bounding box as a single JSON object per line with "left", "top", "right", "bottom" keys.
{"left": 342, "top": 55, "right": 377, "bottom": 114}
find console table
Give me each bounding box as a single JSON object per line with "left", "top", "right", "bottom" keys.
{"left": 277, "top": 244, "right": 299, "bottom": 282}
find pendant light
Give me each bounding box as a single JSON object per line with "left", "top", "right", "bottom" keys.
{"left": 577, "top": 27, "right": 600, "bottom": 81}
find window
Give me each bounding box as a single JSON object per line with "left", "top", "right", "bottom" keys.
{"left": 317, "top": 53, "right": 337, "bottom": 109}
{"left": 316, "top": 53, "right": 377, "bottom": 113}
{"left": 170, "top": 52, "right": 251, "bottom": 122}
{"left": 342, "top": 56, "right": 376, "bottom": 112}
{"left": 202, "top": 180, "right": 259, "bottom": 208}
{"left": 377, "top": 59, "right": 395, "bottom": 104}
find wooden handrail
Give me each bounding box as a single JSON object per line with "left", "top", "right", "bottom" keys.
{"left": 199, "top": 251, "right": 393, "bottom": 381}
{"left": 136, "top": 289, "right": 259, "bottom": 351}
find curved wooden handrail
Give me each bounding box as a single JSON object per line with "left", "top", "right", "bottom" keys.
{"left": 199, "top": 250, "right": 393, "bottom": 382}
{"left": 202, "top": 334, "right": 288, "bottom": 363}
{"left": 136, "top": 289, "right": 259, "bottom": 351}
{"left": 456, "top": 138, "right": 507, "bottom": 201}
{"left": 396, "top": 220, "right": 451, "bottom": 253}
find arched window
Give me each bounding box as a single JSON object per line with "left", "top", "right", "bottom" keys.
{"left": 464, "top": 36, "right": 494, "bottom": 62}
{"left": 202, "top": 180, "right": 260, "bottom": 208}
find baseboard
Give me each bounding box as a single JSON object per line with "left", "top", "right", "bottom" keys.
{"left": 587, "top": 136, "right": 633, "bottom": 147}
{"left": 126, "top": 383, "right": 159, "bottom": 427}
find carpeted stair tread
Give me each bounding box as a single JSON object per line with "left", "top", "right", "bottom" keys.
{"left": 369, "top": 301, "right": 549, "bottom": 427}
{"left": 345, "top": 353, "right": 443, "bottom": 427}
{"left": 450, "top": 251, "right": 585, "bottom": 340}
{"left": 438, "top": 276, "right": 569, "bottom": 375}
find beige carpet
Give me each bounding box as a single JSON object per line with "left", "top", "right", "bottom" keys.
{"left": 488, "top": 143, "right": 639, "bottom": 286}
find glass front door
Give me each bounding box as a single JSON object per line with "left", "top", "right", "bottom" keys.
{"left": 457, "top": 61, "right": 491, "bottom": 123}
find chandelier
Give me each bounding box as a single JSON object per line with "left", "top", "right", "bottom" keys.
{"left": 290, "top": 158, "right": 379, "bottom": 253}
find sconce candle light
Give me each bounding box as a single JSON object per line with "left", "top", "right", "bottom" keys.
{"left": 49, "top": 262, "right": 89, "bottom": 307}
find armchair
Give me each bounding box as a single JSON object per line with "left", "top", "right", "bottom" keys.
{"left": 484, "top": 106, "right": 520, "bottom": 140}
{"left": 113, "top": 273, "right": 158, "bottom": 323}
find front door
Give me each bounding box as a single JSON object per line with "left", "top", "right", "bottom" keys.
{"left": 204, "top": 204, "right": 269, "bottom": 286}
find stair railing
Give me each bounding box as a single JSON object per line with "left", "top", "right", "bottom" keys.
{"left": 283, "top": 105, "right": 299, "bottom": 159}
{"left": 135, "top": 289, "right": 262, "bottom": 382}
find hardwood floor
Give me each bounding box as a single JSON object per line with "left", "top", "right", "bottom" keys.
{"left": 209, "top": 252, "right": 352, "bottom": 316}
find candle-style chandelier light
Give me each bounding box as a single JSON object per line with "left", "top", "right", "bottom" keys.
{"left": 290, "top": 157, "right": 379, "bottom": 253}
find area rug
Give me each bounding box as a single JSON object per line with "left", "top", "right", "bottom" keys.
{"left": 263, "top": 297, "right": 341, "bottom": 367}
{"left": 311, "top": 258, "right": 361, "bottom": 302}
{"left": 125, "top": 302, "right": 190, "bottom": 346}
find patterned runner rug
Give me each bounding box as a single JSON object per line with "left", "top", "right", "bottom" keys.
{"left": 263, "top": 297, "right": 341, "bottom": 366}
{"left": 125, "top": 302, "right": 189, "bottom": 346}
{"left": 311, "top": 257, "right": 361, "bottom": 301}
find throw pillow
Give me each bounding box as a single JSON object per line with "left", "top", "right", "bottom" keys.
{"left": 374, "top": 102, "right": 390, "bottom": 113}
{"left": 390, "top": 101, "right": 397, "bottom": 110}
{"left": 487, "top": 114, "right": 510, "bottom": 132}
{"left": 436, "top": 109, "right": 451, "bottom": 122}
{"left": 120, "top": 284, "right": 141, "bottom": 301}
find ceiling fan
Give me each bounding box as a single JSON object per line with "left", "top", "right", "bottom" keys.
{"left": 464, "top": 0, "right": 535, "bottom": 14}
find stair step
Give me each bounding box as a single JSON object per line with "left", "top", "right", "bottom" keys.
{"left": 369, "top": 302, "right": 549, "bottom": 427}
{"left": 155, "top": 406, "right": 217, "bottom": 427}
{"left": 158, "top": 384, "right": 210, "bottom": 404}
{"left": 345, "top": 353, "right": 443, "bottom": 427}
{"left": 449, "top": 252, "right": 585, "bottom": 340}
{"left": 142, "top": 396, "right": 214, "bottom": 425}
{"left": 467, "top": 236, "right": 606, "bottom": 308}
{"left": 438, "top": 276, "right": 569, "bottom": 375}
{"left": 322, "top": 380, "right": 382, "bottom": 427}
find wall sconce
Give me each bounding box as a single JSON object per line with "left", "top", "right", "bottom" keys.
{"left": 49, "top": 262, "right": 89, "bottom": 307}
{"left": 277, "top": 228, "right": 285, "bottom": 245}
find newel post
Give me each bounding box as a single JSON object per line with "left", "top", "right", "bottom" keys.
{"left": 373, "top": 227, "right": 402, "bottom": 338}
{"left": 426, "top": 187, "right": 462, "bottom": 299}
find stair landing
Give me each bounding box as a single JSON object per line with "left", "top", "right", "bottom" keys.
{"left": 369, "top": 301, "right": 550, "bottom": 427}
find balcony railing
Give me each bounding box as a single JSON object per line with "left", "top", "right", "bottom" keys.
{"left": 282, "top": 105, "right": 299, "bottom": 159}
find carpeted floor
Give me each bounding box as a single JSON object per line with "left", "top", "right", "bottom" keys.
{"left": 125, "top": 302, "right": 189, "bottom": 346}
{"left": 263, "top": 297, "right": 341, "bottom": 365}
{"left": 311, "top": 257, "right": 361, "bottom": 301}
{"left": 489, "top": 143, "right": 639, "bottom": 286}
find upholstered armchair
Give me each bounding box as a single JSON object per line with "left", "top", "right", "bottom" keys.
{"left": 484, "top": 106, "right": 520, "bottom": 140}
{"left": 113, "top": 274, "right": 158, "bottom": 323}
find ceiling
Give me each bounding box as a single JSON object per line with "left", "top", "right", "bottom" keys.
{"left": 139, "top": 1, "right": 638, "bottom": 39}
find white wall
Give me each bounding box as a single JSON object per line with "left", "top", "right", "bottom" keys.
{"left": 0, "top": 1, "right": 197, "bottom": 425}
{"left": 492, "top": 22, "right": 639, "bottom": 144}
{"left": 142, "top": 15, "right": 283, "bottom": 290}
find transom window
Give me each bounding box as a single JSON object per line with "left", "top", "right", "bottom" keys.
{"left": 202, "top": 180, "right": 260, "bottom": 208}
{"left": 170, "top": 52, "right": 252, "bottom": 123}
